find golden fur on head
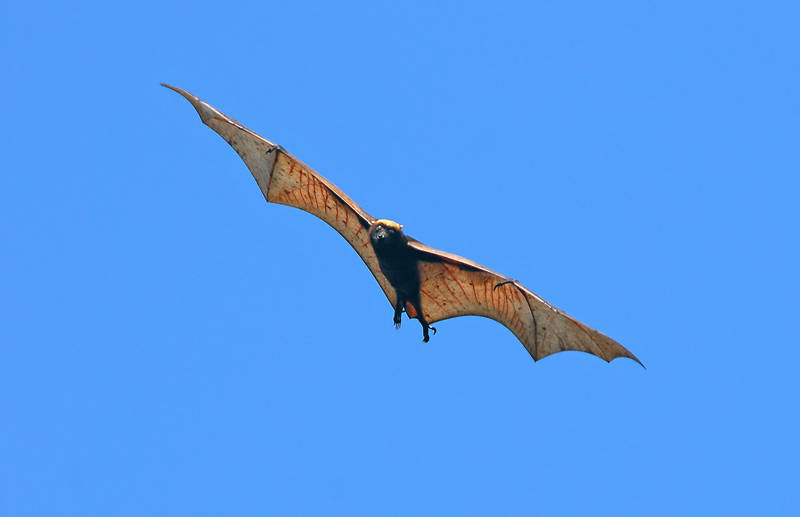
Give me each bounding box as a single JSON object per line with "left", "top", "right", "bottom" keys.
{"left": 374, "top": 219, "right": 403, "bottom": 231}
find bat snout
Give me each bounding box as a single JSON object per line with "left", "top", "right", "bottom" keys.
{"left": 371, "top": 227, "right": 387, "bottom": 243}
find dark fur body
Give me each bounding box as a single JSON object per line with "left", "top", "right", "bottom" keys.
{"left": 369, "top": 221, "right": 434, "bottom": 341}
{"left": 373, "top": 235, "right": 421, "bottom": 307}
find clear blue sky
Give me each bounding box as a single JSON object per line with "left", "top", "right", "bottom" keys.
{"left": 2, "top": 1, "right": 798, "bottom": 515}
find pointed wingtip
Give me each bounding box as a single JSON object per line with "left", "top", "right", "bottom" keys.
{"left": 161, "top": 83, "right": 224, "bottom": 124}
{"left": 612, "top": 352, "right": 646, "bottom": 369}
{"left": 161, "top": 83, "right": 194, "bottom": 101}
{"left": 621, "top": 347, "right": 646, "bottom": 369}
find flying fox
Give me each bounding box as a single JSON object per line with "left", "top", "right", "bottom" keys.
{"left": 163, "top": 84, "right": 642, "bottom": 367}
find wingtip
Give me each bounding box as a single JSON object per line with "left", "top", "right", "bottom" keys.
{"left": 623, "top": 348, "right": 646, "bottom": 369}
{"left": 161, "top": 83, "right": 191, "bottom": 98}
{"left": 161, "top": 83, "right": 223, "bottom": 124}
{"left": 614, "top": 353, "right": 646, "bottom": 369}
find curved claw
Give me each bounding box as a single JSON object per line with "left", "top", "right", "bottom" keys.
{"left": 494, "top": 279, "right": 516, "bottom": 290}
{"left": 422, "top": 325, "right": 437, "bottom": 343}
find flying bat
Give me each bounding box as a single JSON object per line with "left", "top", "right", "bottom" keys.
{"left": 163, "top": 84, "right": 642, "bottom": 367}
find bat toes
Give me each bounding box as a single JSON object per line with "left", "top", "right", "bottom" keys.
{"left": 421, "top": 325, "right": 436, "bottom": 343}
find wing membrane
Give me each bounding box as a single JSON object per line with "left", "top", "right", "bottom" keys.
{"left": 409, "top": 240, "right": 642, "bottom": 365}
{"left": 163, "top": 84, "right": 397, "bottom": 307}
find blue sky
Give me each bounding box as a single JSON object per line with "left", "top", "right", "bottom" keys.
{"left": 2, "top": 1, "right": 798, "bottom": 515}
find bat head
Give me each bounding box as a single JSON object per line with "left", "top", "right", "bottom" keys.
{"left": 370, "top": 219, "right": 406, "bottom": 249}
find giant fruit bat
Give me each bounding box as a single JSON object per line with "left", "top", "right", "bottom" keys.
{"left": 163, "top": 84, "right": 642, "bottom": 367}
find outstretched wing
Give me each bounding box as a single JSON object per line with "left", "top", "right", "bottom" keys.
{"left": 407, "top": 240, "right": 643, "bottom": 366}
{"left": 163, "top": 84, "right": 398, "bottom": 307}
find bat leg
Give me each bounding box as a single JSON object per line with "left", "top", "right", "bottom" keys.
{"left": 393, "top": 300, "right": 404, "bottom": 329}
{"left": 419, "top": 317, "right": 437, "bottom": 343}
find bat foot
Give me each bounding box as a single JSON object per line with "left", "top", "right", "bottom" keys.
{"left": 393, "top": 303, "right": 404, "bottom": 329}
{"left": 421, "top": 325, "right": 437, "bottom": 343}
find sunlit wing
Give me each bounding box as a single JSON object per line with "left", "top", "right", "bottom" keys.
{"left": 163, "top": 84, "right": 398, "bottom": 307}
{"left": 407, "top": 240, "right": 643, "bottom": 365}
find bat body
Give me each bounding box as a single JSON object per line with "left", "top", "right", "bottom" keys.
{"left": 369, "top": 219, "right": 436, "bottom": 341}
{"left": 164, "top": 84, "right": 642, "bottom": 367}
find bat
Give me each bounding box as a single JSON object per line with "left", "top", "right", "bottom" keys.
{"left": 163, "top": 84, "right": 643, "bottom": 367}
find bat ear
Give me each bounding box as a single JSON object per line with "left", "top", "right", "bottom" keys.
{"left": 399, "top": 224, "right": 404, "bottom": 230}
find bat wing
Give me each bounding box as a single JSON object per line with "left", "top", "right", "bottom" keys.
{"left": 407, "top": 239, "right": 643, "bottom": 365}
{"left": 163, "top": 84, "right": 398, "bottom": 307}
